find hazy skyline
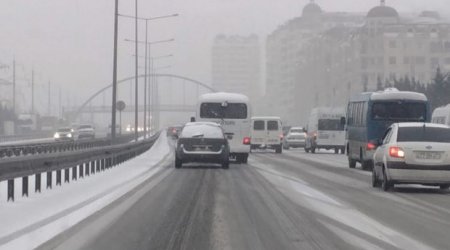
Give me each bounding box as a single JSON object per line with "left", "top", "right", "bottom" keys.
{"left": 0, "top": 0, "right": 448, "bottom": 114}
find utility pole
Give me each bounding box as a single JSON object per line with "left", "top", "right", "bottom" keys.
{"left": 110, "top": 0, "right": 119, "bottom": 141}
{"left": 12, "top": 59, "right": 16, "bottom": 114}
{"left": 143, "top": 20, "right": 148, "bottom": 138}
{"left": 31, "top": 69, "right": 34, "bottom": 114}
{"left": 134, "top": 0, "right": 139, "bottom": 141}
{"left": 59, "top": 86, "right": 62, "bottom": 118}
{"left": 47, "top": 81, "right": 51, "bottom": 115}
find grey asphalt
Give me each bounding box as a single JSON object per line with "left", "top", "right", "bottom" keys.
{"left": 38, "top": 148, "right": 450, "bottom": 250}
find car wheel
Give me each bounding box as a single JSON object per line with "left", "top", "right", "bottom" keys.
{"left": 175, "top": 157, "right": 182, "bottom": 169}
{"left": 222, "top": 160, "right": 229, "bottom": 169}
{"left": 439, "top": 184, "right": 450, "bottom": 190}
{"left": 362, "top": 161, "right": 374, "bottom": 171}
{"left": 381, "top": 168, "right": 392, "bottom": 191}
{"left": 372, "top": 167, "right": 381, "bottom": 187}
{"left": 283, "top": 144, "right": 289, "bottom": 150}
{"left": 275, "top": 145, "right": 282, "bottom": 154}
{"left": 348, "top": 157, "right": 356, "bottom": 169}
{"left": 311, "top": 147, "right": 316, "bottom": 154}
{"left": 340, "top": 147, "right": 345, "bottom": 154}
{"left": 305, "top": 147, "right": 310, "bottom": 153}
{"left": 334, "top": 148, "right": 339, "bottom": 154}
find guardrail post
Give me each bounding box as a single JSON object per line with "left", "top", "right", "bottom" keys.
{"left": 65, "top": 168, "right": 70, "bottom": 183}
{"left": 92, "top": 161, "right": 96, "bottom": 174}
{"left": 35, "top": 173, "right": 41, "bottom": 193}
{"left": 85, "top": 163, "right": 89, "bottom": 177}
{"left": 72, "top": 166, "right": 77, "bottom": 180}
{"left": 47, "top": 172, "right": 52, "bottom": 189}
{"left": 22, "top": 176, "right": 28, "bottom": 197}
{"left": 7, "top": 179, "right": 14, "bottom": 202}
{"left": 96, "top": 159, "right": 100, "bottom": 172}
{"left": 79, "top": 164, "right": 84, "bottom": 178}
{"left": 56, "top": 170, "right": 61, "bottom": 186}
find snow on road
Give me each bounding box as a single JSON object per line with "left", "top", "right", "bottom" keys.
{"left": 0, "top": 134, "right": 170, "bottom": 250}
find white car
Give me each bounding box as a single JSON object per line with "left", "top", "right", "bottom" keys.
{"left": 372, "top": 123, "right": 450, "bottom": 191}
{"left": 283, "top": 127, "right": 306, "bottom": 150}
{"left": 77, "top": 124, "right": 95, "bottom": 139}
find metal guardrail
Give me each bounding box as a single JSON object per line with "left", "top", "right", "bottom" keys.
{"left": 0, "top": 132, "right": 53, "bottom": 143}
{"left": 0, "top": 132, "right": 160, "bottom": 202}
{"left": 0, "top": 132, "right": 145, "bottom": 159}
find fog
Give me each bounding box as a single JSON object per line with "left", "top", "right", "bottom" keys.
{"left": 0, "top": 0, "right": 449, "bottom": 128}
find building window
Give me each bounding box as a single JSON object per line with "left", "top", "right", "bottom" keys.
{"left": 389, "top": 57, "right": 397, "bottom": 65}
{"left": 403, "top": 56, "right": 410, "bottom": 64}
{"left": 389, "top": 40, "right": 397, "bottom": 48}
{"left": 416, "top": 56, "right": 426, "bottom": 65}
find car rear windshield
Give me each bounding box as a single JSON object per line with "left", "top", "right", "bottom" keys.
{"left": 397, "top": 127, "right": 450, "bottom": 143}
{"left": 57, "top": 128, "right": 71, "bottom": 132}
{"left": 253, "top": 120, "right": 265, "bottom": 130}
{"left": 289, "top": 129, "right": 303, "bottom": 133}
{"left": 200, "top": 103, "right": 247, "bottom": 119}
{"left": 318, "top": 119, "right": 344, "bottom": 131}
{"left": 267, "top": 121, "right": 279, "bottom": 131}
{"left": 181, "top": 124, "right": 224, "bottom": 139}
{"left": 372, "top": 102, "right": 426, "bottom": 121}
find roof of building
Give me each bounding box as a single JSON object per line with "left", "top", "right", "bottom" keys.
{"left": 367, "top": 1, "right": 399, "bottom": 18}
{"left": 302, "top": 0, "right": 322, "bottom": 17}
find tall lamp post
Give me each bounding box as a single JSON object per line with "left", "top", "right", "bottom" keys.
{"left": 124, "top": 38, "right": 174, "bottom": 137}
{"left": 120, "top": 13, "right": 178, "bottom": 138}
{"left": 110, "top": 0, "right": 119, "bottom": 141}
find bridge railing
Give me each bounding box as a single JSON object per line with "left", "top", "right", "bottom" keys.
{"left": 0, "top": 132, "right": 160, "bottom": 202}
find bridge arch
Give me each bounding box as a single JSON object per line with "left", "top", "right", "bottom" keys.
{"left": 73, "top": 74, "right": 216, "bottom": 120}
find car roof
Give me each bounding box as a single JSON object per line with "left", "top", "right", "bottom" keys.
{"left": 395, "top": 122, "right": 450, "bottom": 129}
{"left": 290, "top": 127, "right": 304, "bottom": 130}
{"left": 251, "top": 116, "right": 281, "bottom": 120}
{"left": 184, "top": 122, "right": 220, "bottom": 127}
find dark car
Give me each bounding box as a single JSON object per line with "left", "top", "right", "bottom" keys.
{"left": 175, "top": 122, "right": 230, "bottom": 169}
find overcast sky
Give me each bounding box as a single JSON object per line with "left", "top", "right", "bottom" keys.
{"left": 0, "top": 0, "right": 448, "bottom": 113}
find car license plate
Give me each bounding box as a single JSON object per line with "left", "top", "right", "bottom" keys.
{"left": 415, "top": 151, "right": 441, "bottom": 160}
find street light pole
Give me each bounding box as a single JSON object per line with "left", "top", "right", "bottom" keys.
{"left": 134, "top": 0, "right": 139, "bottom": 141}
{"left": 143, "top": 20, "right": 148, "bottom": 138}
{"left": 12, "top": 59, "right": 16, "bottom": 114}
{"left": 111, "top": 0, "right": 119, "bottom": 141}
{"left": 31, "top": 69, "right": 34, "bottom": 114}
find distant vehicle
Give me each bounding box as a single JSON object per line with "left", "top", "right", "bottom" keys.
{"left": 283, "top": 126, "right": 306, "bottom": 150}
{"left": 431, "top": 104, "right": 450, "bottom": 126}
{"left": 196, "top": 92, "right": 251, "bottom": 163}
{"left": 77, "top": 124, "right": 95, "bottom": 139}
{"left": 372, "top": 123, "right": 450, "bottom": 191}
{"left": 175, "top": 122, "right": 230, "bottom": 169}
{"left": 282, "top": 125, "right": 292, "bottom": 136}
{"left": 305, "top": 107, "right": 346, "bottom": 154}
{"left": 250, "top": 116, "right": 283, "bottom": 153}
{"left": 167, "top": 125, "right": 183, "bottom": 139}
{"left": 54, "top": 127, "right": 74, "bottom": 141}
{"left": 345, "top": 88, "right": 430, "bottom": 170}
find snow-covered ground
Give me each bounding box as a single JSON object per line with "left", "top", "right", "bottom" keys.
{"left": 0, "top": 133, "right": 171, "bottom": 250}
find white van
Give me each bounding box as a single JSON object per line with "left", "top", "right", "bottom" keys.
{"left": 196, "top": 92, "right": 251, "bottom": 163}
{"left": 432, "top": 104, "right": 450, "bottom": 125}
{"left": 250, "top": 116, "right": 283, "bottom": 153}
{"left": 305, "top": 107, "right": 346, "bottom": 154}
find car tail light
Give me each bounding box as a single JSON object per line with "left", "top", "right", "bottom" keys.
{"left": 366, "top": 142, "right": 376, "bottom": 150}
{"left": 243, "top": 137, "right": 251, "bottom": 145}
{"left": 389, "top": 146, "right": 405, "bottom": 158}
{"left": 280, "top": 134, "right": 284, "bottom": 140}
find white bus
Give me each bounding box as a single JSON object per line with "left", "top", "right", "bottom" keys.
{"left": 432, "top": 104, "right": 450, "bottom": 126}
{"left": 305, "top": 107, "right": 346, "bottom": 154}
{"left": 196, "top": 92, "right": 251, "bottom": 163}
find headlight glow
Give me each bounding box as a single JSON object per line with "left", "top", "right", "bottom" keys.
{"left": 68, "top": 133, "right": 72, "bottom": 138}
{"left": 54, "top": 133, "right": 60, "bottom": 139}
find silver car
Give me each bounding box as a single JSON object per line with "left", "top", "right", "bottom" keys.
{"left": 282, "top": 127, "right": 306, "bottom": 150}
{"left": 372, "top": 122, "right": 450, "bottom": 191}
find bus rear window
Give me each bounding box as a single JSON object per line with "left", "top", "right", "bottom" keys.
{"left": 372, "top": 102, "right": 426, "bottom": 121}
{"left": 318, "top": 119, "right": 344, "bottom": 131}
{"left": 200, "top": 103, "right": 247, "bottom": 119}
{"left": 397, "top": 127, "right": 450, "bottom": 143}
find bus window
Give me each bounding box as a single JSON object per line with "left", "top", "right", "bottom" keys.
{"left": 267, "top": 121, "right": 279, "bottom": 131}
{"left": 372, "top": 102, "right": 426, "bottom": 121}
{"left": 318, "top": 119, "right": 344, "bottom": 131}
{"left": 253, "top": 120, "right": 265, "bottom": 130}
{"left": 200, "top": 103, "right": 247, "bottom": 119}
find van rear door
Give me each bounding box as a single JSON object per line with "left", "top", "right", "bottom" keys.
{"left": 251, "top": 120, "right": 266, "bottom": 145}
{"left": 267, "top": 120, "right": 281, "bottom": 145}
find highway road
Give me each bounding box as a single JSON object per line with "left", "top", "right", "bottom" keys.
{"left": 38, "top": 146, "right": 450, "bottom": 250}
